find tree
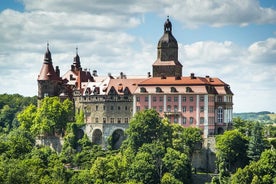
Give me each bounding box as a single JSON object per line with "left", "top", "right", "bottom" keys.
{"left": 17, "top": 97, "right": 73, "bottom": 136}
{"left": 231, "top": 149, "right": 276, "bottom": 184}
{"left": 247, "top": 122, "right": 265, "bottom": 161}
{"left": 162, "top": 147, "right": 191, "bottom": 183}
{"left": 215, "top": 129, "right": 249, "bottom": 182}
{"left": 126, "top": 109, "right": 169, "bottom": 152}
{"left": 161, "top": 173, "right": 182, "bottom": 184}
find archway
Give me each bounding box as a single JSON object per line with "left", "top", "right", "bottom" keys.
{"left": 110, "top": 129, "right": 125, "bottom": 150}
{"left": 92, "top": 129, "right": 102, "bottom": 145}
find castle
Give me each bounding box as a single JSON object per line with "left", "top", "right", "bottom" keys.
{"left": 38, "top": 17, "right": 233, "bottom": 149}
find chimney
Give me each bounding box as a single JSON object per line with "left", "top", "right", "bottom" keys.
{"left": 190, "top": 73, "right": 195, "bottom": 79}
{"left": 93, "top": 70, "right": 98, "bottom": 76}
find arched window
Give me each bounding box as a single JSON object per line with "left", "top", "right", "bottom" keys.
{"left": 171, "top": 87, "right": 177, "bottom": 92}
{"left": 140, "top": 87, "right": 147, "bottom": 93}
{"left": 156, "top": 87, "right": 162, "bottom": 93}
{"left": 186, "top": 87, "right": 193, "bottom": 93}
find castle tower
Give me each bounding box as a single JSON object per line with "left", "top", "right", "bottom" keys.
{"left": 37, "top": 43, "right": 62, "bottom": 99}
{"left": 152, "top": 17, "right": 183, "bottom": 77}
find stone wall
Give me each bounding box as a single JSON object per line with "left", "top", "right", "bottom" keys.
{"left": 192, "top": 137, "right": 217, "bottom": 172}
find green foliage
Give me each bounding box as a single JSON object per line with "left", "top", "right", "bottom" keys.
{"left": 247, "top": 122, "right": 265, "bottom": 161}
{"left": 163, "top": 147, "right": 191, "bottom": 183}
{"left": 161, "top": 173, "right": 182, "bottom": 184}
{"left": 18, "top": 97, "right": 73, "bottom": 136}
{"left": 126, "top": 109, "right": 170, "bottom": 152}
{"left": 33, "top": 97, "right": 73, "bottom": 135}
{"left": 231, "top": 149, "right": 276, "bottom": 184}
{"left": 215, "top": 129, "right": 249, "bottom": 180}
{"left": 0, "top": 94, "right": 37, "bottom": 132}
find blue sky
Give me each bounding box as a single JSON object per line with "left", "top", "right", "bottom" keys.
{"left": 0, "top": 0, "right": 276, "bottom": 113}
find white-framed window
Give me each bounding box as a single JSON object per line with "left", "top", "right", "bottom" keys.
{"left": 182, "top": 106, "right": 186, "bottom": 112}
{"left": 217, "top": 106, "right": 223, "bottom": 123}
{"left": 189, "top": 117, "right": 194, "bottom": 124}
{"left": 182, "top": 117, "right": 186, "bottom": 124}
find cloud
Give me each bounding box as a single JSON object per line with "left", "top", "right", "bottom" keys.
{"left": 0, "top": 0, "right": 275, "bottom": 112}
{"left": 162, "top": 0, "right": 276, "bottom": 28}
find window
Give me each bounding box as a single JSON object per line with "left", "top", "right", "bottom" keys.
{"left": 182, "top": 106, "right": 186, "bottom": 112}
{"left": 174, "top": 96, "right": 178, "bottom": 102}
{"left": 218, "top": 96, "right": 223, "bottom": 102}
{"left": 152, "top": 106, "right": 156, "bottom": 110}
{"left": 182, "top": 96, "right": 186, "bottom": 102}
{"left": 118, "top": 106, "right": 121, "bottom": 110}
{"left": 217, "top": 107, "right": 223, "bottom": 123}
{"left": 190, "top": 106, "right": 193, "bottom": 112}
{"left": 95, "top": 117, "right": 99, "bottom": 123}
{"left": 110, "top": 118, "right": 114, "bottom": 123}
{"left": 190, "top": 97, "right": 193, "bottom": 102}
{"left": 159, "top": 96, "right": 163, "bottom": 102}
{"left": 117, "top": 118, "right": 121, "bottom": 123}
{"left": 103, "top": 118, "right": 106, "bottom": 123}
{"left": 136, "top": 106, "right": 140, "bottom": 111}
{"left": 174, "top": 116, "right": 178, "bottom": 123}
{"left": 103, "top": 106, "right": 105, "bottom": 110}
{"left": 153, "top": 96, "right": 157, "bottom": 102}
{"left": 200, "top": 96, "right": 204, "bottom": 102}
{"left": 182, "top": 117, "right": 186, "bottom": 124}
{"left": 174, "top": 105, "right": 178, "bottom": 112}
{"left": 159, "top": 106, "right": 163, "bottom": 112}
{"left": 168, "top": 96, "right": 171, "bottom": 102}
{"left": 124, "top": 118, "right": 128, "bottom": 123}
{"left": 200, "top": 106, "right": 204, "bottom": 112}
{"left": 145, "top": 96, "right": 148, "bottom": 102}
{"left": 190, "top": 117, "right": 194, "bottom": 124}
{"left": 136, "top": 97, "right": 140, "bottom": 102}
{"left": 125, "top": 106, "right": 128, "bottom": 110}
{"left": 156, "top": 87, "right": 162, "bottom": 92}
{"left": 200, "top": 117, "right": 204, "bottom": 124}
{"left": 96, "top": 105, "right": 98, "bottom": 111}
{"left": 171, "top": 87, "right": 177, "bottom": 92}
{"left": 186, "top": 87, "right": 193, "bottom": 92}
{"left": 111, "top": 106, "right": 114, "bottom": 110}
{"left": 140, "top": 87, "right": 147, "bottom": 93}
{"left": 167, "top": 105, "right": 171, "bottom": 112}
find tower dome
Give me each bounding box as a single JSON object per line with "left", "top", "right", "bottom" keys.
{"left": 152, "top": 17, "right": 182, "bottom": 77}
{"left": 157, "top": 16, "right": 178, "bottom": 61}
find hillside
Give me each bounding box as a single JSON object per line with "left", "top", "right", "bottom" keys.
{"left": 234, "top": 111, "right": 276, "bottom": 123}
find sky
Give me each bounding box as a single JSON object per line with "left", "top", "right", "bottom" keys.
{"left": 0, "top": 0, "right": 276, "bottom": 113}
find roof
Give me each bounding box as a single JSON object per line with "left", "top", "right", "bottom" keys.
{"left": 107, "top": 78, "right": 147, "bottom": 95}
{"left": 138, "top": 76, "right": 227, "bottom": 86}
{"left": 38, "top": 63, "right": 61, "bottom": 81}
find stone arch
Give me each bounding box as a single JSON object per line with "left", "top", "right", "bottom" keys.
{"left": 110, "top": 129, "right": 125, "bottom": 150}
{"left": 92, "top": 129, "right": 102, "bottom": 145}
{"left": 217, "top": 127, "right": 224, "bottom": 135}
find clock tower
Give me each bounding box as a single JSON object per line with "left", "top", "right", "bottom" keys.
{"left": 152, "top": 17, "right": 183, "bottom": 77}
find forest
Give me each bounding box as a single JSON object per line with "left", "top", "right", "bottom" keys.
{"left": 0, "top": 94, "right": 275, "bottom": 184}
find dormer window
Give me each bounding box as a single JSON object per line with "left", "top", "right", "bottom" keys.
{"left": 171, "top": 87, "right": 177, "bottom": 93}
{"left": 186, "top": 87, "right": 193, "bottom": 93}
{"left": 156, "top": 87, "right": 162, "bottom": 93}
{"left": 140, "top": 87, "right": 147, "bottom": 93}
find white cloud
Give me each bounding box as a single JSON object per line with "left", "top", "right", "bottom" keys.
{"left": 0, "top": 0, "right": 276, "bottom": 112}
{"left": 162, "top": 0, "right": 276, "bottom": 27}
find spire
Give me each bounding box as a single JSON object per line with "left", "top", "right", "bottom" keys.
{"left": 164, "top": 16, "right": 172, "bottom": 33}
{"left": 44, "top": 42, "right": 52, "bottom": 64}
{"left": 73, "top": 46, "right": 81, "bottom": 69}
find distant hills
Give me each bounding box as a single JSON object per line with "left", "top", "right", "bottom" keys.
{"left": 233, "top": 111, "right": 276, "bottom": 123}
